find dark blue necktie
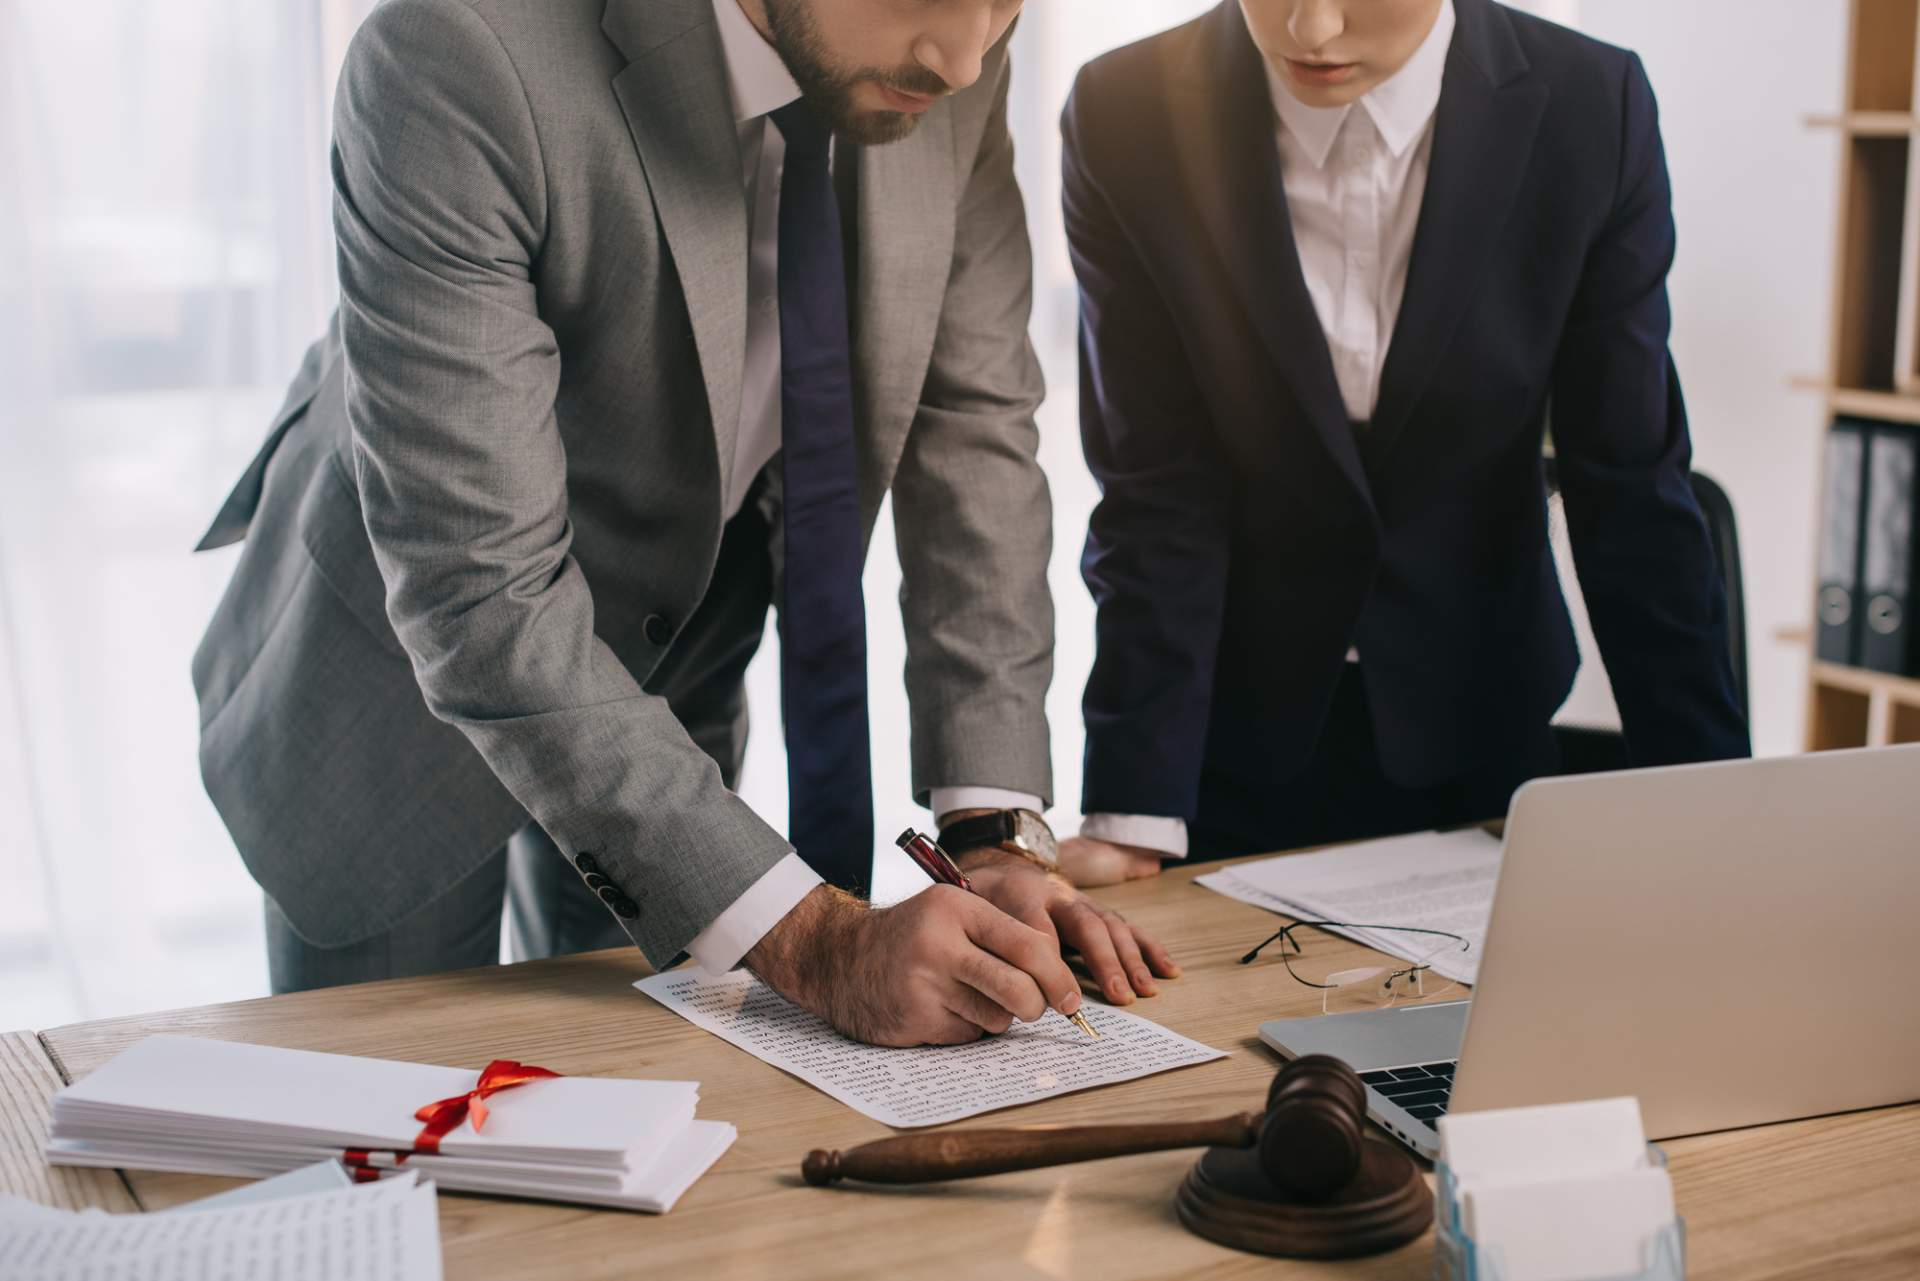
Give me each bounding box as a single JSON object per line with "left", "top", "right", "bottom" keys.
{"left": 771, "top": 101, "right": 873, "bottom": 896}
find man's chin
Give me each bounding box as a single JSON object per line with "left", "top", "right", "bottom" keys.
{"left": 836, "top": 109, "right": 920, "bottom": 147}
{"left": 794, "top": 83, "right": 924, "bottom": 146}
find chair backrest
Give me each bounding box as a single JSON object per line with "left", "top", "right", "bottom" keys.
{"left": 1685, "top": 470, "right": 1749, "bottom": 717}
{"left": 1542, "top": 458, "right": 1749, "bottom": 772}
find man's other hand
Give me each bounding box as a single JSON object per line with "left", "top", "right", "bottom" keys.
{"left": 954, "top": 848, "right": 1180, "bottom": 1005}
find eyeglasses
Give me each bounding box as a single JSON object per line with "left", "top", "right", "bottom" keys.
{"left": 1240, "top": 919, "right": 1471, "bottom": 1015}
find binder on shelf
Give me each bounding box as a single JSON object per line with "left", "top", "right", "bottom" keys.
{"left": 1817, "top": 419, "right": 1870, "bottom": 666}
{"left": 1902, "top": 40, "right": 1920, "bottom": 396}
{"left": 1861, "top": 424, "right": 1918, "bottom": 676}
{"left": 1897, "top": 127, "right": 1920, "bottom": 395}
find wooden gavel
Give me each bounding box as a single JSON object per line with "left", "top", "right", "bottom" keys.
{"left": 802, "top": 1054, "right": 1367, "bottom": 1199}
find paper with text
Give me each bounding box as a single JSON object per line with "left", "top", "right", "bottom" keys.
{"left": 1195, "top": 828, "right": 1502, "bottom": 984}
{"left": 0, "top": 1171, "right": 440, "bottom": 1281}
{"left": 635, "top": 971, "right": 1225, "bottom": 1127}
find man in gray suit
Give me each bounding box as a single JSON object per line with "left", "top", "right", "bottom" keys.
{"left": 192, "top": 0, "right": 1179, "bottom": 1045}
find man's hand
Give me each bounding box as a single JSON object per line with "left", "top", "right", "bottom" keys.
{"left": 1058, "top": 835, "right": 1166, "bottom": 888}
{"left": 743, "top": 883, "right": 1084, "bottom": 1047}
{"left": 953, "top": 848, "right": 1180, "bottom": 1005}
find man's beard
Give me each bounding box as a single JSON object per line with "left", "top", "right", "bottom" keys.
{"left": 761, "top": 0, "right": 950, "bottom": 145}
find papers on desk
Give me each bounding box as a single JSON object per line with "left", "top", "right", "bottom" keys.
{"left": 1194, "top": 828, "right": 1501, "bottom": 984}
{"left": 44, "top": 1035, "right": 734, "bottom": 1213}
{"left": 155, "top": 1155, "right": 356, "bottom": 1212}
{"left": 636, "top": 970, "right": 1225, "bottom": 1128}
{"left": 0, "top": 1167, "right": 440, "bottom": 1281}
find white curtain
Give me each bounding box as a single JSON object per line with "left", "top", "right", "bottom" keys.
{"left": 0, "top": 0, "right": 375, "bottom": 1028}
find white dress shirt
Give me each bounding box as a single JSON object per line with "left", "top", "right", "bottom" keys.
{"left": 686, "top": 0, "right": 1040, "bottom": 973}
{"left": 1079, "top": 0, "right": 1454, "bottom": 859}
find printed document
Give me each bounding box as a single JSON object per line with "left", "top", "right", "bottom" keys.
{"left": 635, "top": 971, "right": 1224, "bottom": 1127}
{"left": 0, "top": 1169, "right": 439, "bottom": 1281}
{"left": 1195, "top": 828, "right": 1501, "bottom": 984}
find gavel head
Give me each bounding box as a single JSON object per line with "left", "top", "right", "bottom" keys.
{"left": 1256, "top": 1055, "right": 1367, "bottom": 1199}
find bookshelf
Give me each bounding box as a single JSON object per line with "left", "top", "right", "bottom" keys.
{"left": 1805, "top": 0, "right": 1920, "bottom": 750}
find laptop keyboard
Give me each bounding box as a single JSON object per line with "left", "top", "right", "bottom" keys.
{"left": 1360, "top": 1061, "right": 1456, "bottom": 1123}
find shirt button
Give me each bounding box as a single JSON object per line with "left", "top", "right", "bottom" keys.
{"left": 644, "top": 614, "right": 674, "bottom": 646}
{"left": 611, "top": 896, "right": 640, "bottom": 920}
{"left": 574, "top": 852, "right": 601, "bottom": 876}
{"left": 597, "top": 885, "right": 621, "bottom": 906}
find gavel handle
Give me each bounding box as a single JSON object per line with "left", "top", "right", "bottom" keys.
{"left": 803, "top": 1113, "right": 1262, "bottom": 1186}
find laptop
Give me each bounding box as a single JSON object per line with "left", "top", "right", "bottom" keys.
{"left": 1259, "top": 743, "right": 1920, "bottom": 1160}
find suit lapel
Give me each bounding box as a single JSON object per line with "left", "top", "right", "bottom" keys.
{"left": 848, "top": 110, "right": 957, "bottom": 530}
{"left": 1367, "top": 0, "right": 1548, "bottom": 462}
{"left": 604, "top": 0, "right": 748, "bottom": 507}
{"left": 1176, "top": 2, "right": 1370, "bottom": 504}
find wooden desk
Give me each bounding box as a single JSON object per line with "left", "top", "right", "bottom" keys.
{"left": 31, "top": 856, "right": 1920, "bottom": 1279}
{"left": 0, "top": 1031, "right": 137, "bottom": 1212}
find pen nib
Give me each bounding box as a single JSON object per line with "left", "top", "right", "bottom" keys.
{"left": 1068, "top": 1010, "right": 1100, "bottom": 1040}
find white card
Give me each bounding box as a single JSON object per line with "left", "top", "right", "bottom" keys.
{"left": 1439, "top": 1096, "right": 1650, "bottom": 1185}
{"left": 1464, "top": 1166, "right": 1676, "bottom": 1281}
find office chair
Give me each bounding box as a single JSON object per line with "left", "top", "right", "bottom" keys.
{"left": 1543, "top": 458, "right": 1749, "bottom": 776}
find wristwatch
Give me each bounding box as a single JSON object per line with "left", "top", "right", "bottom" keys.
{"left": 937, "top": 809, "right": 1059, "bottom": 870}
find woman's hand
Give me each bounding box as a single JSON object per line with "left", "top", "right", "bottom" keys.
{"left": 1058, "top": 835, "right": 1166, "bottom": 888}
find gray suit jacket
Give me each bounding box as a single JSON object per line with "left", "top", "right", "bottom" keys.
{"left": 192, "top": 0, "right": 1052, "bottom": 968}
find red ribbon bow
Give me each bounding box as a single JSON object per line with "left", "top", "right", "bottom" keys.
{"left": 409, "top": 1058, "right": 562, "bottom": 1155}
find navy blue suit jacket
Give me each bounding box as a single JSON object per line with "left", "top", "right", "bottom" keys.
{"left": 1064, "top": 0, "right": 1750, "bottom": 824}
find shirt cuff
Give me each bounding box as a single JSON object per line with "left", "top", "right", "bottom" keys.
{"left": 685, "top": 852, "right": 823, "bottom": 975}
{"left": 1080, "top": 812, "right": 1189, "bottom": 858}
{"left": 928, "top": 786, "right": 1045, "bottom": 825}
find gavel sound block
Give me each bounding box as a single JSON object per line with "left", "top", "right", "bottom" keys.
{"left": 803, "top": 1055, "right": 1431, "bottom": 1259}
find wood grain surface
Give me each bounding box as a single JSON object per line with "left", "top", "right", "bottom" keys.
{"left": 31, "top": 855, "right": 1920, "bottom": 1279}
{"left": 0, "top": 1030, "right": 138, "bottom": 1212}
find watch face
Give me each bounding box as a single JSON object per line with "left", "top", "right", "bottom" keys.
{"left": 1013, "top": 810, "right": 1058, "bottom": 866}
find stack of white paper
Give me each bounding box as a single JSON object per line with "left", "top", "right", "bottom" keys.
{"left": 1439, "top": 1098, "right": 1679, "bottom": 1281}
{"left": 44, "top": 1036, "right": 734, "bottom": 1213}
{"left": 1194, "top": 828, "right": 1502, "bottom": 984}
{"left": 0, "top": 1167, "right": 440, "bottom": 1281}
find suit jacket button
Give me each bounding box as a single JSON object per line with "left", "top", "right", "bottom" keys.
{"left": 583, "top": 873, "right": 608, "bottom": 891}
{"left": 644, "top": 614, "right": 674, "bottom": 646}
{"left": 575, "top": 852, "right": 601, "bottom": 876}
{"left": 596, "top": 885, "right": 620, "bottom": 906}
{"left": 611, "top": 896, "right": 640, "bottom": 919}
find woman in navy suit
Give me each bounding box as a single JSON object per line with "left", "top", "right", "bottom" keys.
{"left": 1057, "top": 0, "right": 1749, "bottom": 884}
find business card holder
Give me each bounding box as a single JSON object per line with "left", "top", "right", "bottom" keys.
{"left": 1432, "top": 1144, "right": 1685, "bottom": 1281}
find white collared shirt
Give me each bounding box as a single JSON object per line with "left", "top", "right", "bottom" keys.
{"left": 686, "top": 0, "right": 1040, "bottom": 973}
{"left": 1080, "top": 0, "right": 1454, "bottom": 859}
{"left": 1269, "top": 0, "right": 1454, "bottom": 423}
{"left": 714, "top": 0, "right": 799, "bottom": 524}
